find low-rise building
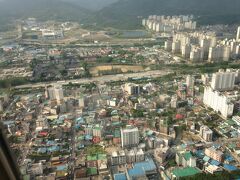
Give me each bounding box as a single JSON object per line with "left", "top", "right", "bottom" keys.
{"left": 205, "top": 147, "right": 224, "bottom": 162}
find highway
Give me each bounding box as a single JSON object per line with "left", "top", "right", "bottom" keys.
{"left": 15, "top": 70, "right": 172, "bottom": 89}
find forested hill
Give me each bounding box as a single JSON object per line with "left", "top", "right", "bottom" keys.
{"left": 0, "top": 0, "right": 240, "bottom": 31}
{"left": 94, "top": 0, "right": 240, "bottom": 29}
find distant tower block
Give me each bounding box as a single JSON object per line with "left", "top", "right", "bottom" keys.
{"left": 237, "top": 26, "right": 240, "bottom": 42}
{"left": 17, "top": 23, "right": 23, "bottom": 39}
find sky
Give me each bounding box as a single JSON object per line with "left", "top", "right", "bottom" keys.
{"left": 0, "top": 0, "right": 118, "bottom": 10}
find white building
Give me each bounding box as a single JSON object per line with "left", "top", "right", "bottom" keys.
{"left": 135, "top": 148, "right": 145, "bottom": 162}
{"left": 190, "top": 47, "right": 204, "bottom": 62}
{"left": 36, "top": 118, "right": 49, "bottom": 131}
{"left": 170, "top": 95, "right": 178, "bottom": 108}
{"left": 123, "top": 83, "right": 141, "bottom": 95}
{"left": 199, "top": 125, "right": 213, "bottom": 142}
{"left": 181, "top": 44, "right": 191, "bottom": 58}
{"left": 42, "top": 29, "right": 64, "bottom": 39}
{"left": 232, "top": 116, "right": 240, "bottom": 126}
{"left": 121, "top": 126, "right": 139, "bottom": 147}
{"left": 84, "top": 125, "right": 93, "bottom": 136}
{"left": 201, "top": 74, "right": 210, "bottom": 85}
{"left": 208, "top": 45, "right": 230, "bottom": 62}
{"left": 205, "top": 165, "right": 222, "bottom": 174}
{"left": 205, "top": 147, "right": 224, "bottom": 162}
{"left": 186, "top": 75, "right": 195, "bottom": 89}
{"left": 143, "top": 15, "right": 197, "bottom": 33}
{"left": 142, "top": 19, "right": 147, "bottom": 26}
{"left": 111, "top": 151, "right": 119, "bottom": 165}
{"left": 48, "top": 86, "right": 64, "bottom": 104}
{"left": 200, "top": 38, "right": 211, "bottom": 53}
{"left": 186, "top": 75, "right": 195, "bottom": 96}
{"left": 236, "top": 26, "right": 240, "bottom": 42}
{"left": 203, "top": 86, "right": 235, "bottom": 118}
{"left": 165, "top": 41, "right": 172, "bottom": 51}
{"left": 107, "top": 98, "right": 117, "bottom": 107}
{"left": 126, "top": 149, "right": 136, "bottom": 163}
{"left": 210, "top": 69, "right": 236, "bottom": 91}
{"left": 78, "top": 96, "right": 85, "bottom": 108}
{"left": 172, "top": 41, "right": 181, "bottom": 54}
{"left": 92, "top": 126, "right": 102, "bottom": 138}
{"left": 118, "top": 150, "right": 127, "bottom": 164}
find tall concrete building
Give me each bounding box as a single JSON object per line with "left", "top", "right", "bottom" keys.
{"left": 203, "top": 86, "right": 235, "bottom": 118}
{"left": 199, "top": 125, "right": 213, "bottom": 142}
{"left": 143, "top": 15, "right": 197, "bottom": 33}
{"left": 210, "top": 69, "right": 236, "bottom": 91}
{"left": 172, "top": 41, "right": 181, "bottom": 54}
{"left": 236, "top": 26, "right": 240, "bottom": 42}
{"left": 165, "top": 41, "right": 172, "bottom": 51}
{"left": 186, "top": 75, "right": 195, "bottom": 89}
{"left": 121, "top": 126, "right": 139, "bottom": 147}
{"left": 159, "top": 119, "right": 169, "bottom": 135}
{"left": 208, "top": 45, "right": 230, "bottom": 62}
{"left": 123, "top": 83, "right": 142, "bottom": 95}
{"left": 186, "top": 75, "right": 195, "bottom": 96}
{"left": 190, "top": 47, "right": 204, "bottom": 62}
{"left": 142, "top": 19, "right": 147, "bottom": 26}
{"left": 0, "top": 99, "right": 3, "bottom": 112}
{"left": 48, "top": 86, "right": 64, "bottom": 104}
{"left": 181, "top": 44, "right": 191, "bottom": 58}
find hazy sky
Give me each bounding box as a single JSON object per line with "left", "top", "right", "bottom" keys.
{"left": 0, "top": 0, "right": 118, "bottom": 10}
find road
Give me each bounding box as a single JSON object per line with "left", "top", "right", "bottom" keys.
{"left": 15, "top": 70, "right": 172, "bottom": 89}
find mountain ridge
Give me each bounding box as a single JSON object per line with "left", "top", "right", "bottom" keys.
{"left": 94, "top": 0, "right": 240, "bottom": 29}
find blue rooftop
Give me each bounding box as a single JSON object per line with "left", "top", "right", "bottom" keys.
{"left": 47, "top": 140, "right": 56, "bottom": 146}
{"left": 56, "top": 165, "right": 68, "bottom": 171}
{"left": 114, "top": 173, "right": 127, "bottom": 180}
{"left": 195, "top": 150, "right": 204, "bottom": 158}
{"left": 2, "top": 121, "right": 15, "bottom": 125}
{"left": 85, "top": 135, "right": 93, "bottom": 140}
{"left": 76, "top": 117, "right": 85, "bottom": 124}
{"left": 210, "top": 159, "right": 220, "bottom": 166}
{"left": 128, "top": 157, "right": 156, "bottom": 178}
{"left": 203, "top": 156, "right": 210, "bottom": 162}
{"left": 56, "top": 119, "right": 64, "bottom": 124}
{"left": 111, "top": 110, "right": 118, "bottom": 115}
{"left": 225, "top": 155, "right": 234, "bottom": 162}
{"left": 223, "top": 164, "right": 238, "bottom": 171}
{"left": 59, "top": 115, "right": 67, "bottom": 120}
{"left": 48, "top": 145, "right": 60, "bottom": 152}
{"left": 75, "top": 125, "right": 81, "bottom": 130}
{"left": 128, "top": 167, "right": 145, "bottom": 177}
{"left": 37, "top": 147, "right": 47, "bottom": 154}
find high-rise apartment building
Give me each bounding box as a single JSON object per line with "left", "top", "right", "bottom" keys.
{"left": 48, "top": 86, "right": 64, "bottom": 104}
{"left": 210, "top": 69, "right": 236, "bottom": 91}
{"left": 123, "top": 83, "right": 142, "bottom": 95}
{"left": 203, "top": 86, "right": 235, "bottom": 118}
{"left": 199, "top": 125, "right": 213, "bottom": 142}
{"left": 236, "top": 26, "right": 240, "bottom": 42}
{"left": 121, "top": 126, "right": 139, "bottom": 147}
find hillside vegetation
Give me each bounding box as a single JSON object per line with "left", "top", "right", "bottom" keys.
{"left": 0, "top": 0, "right": 240, "bottom": 31}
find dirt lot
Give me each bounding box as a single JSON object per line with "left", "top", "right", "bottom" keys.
{"left": 89, "top": 65, "right": 144, "bottom": 76}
